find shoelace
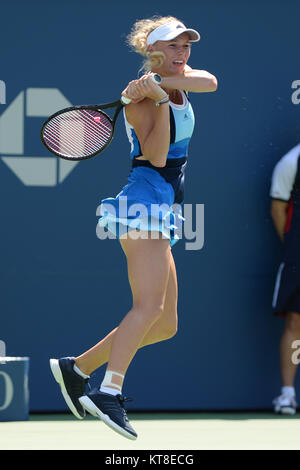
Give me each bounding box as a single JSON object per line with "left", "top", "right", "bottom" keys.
{"left": 117, "top": 395, "right": 133, "bottom": 422}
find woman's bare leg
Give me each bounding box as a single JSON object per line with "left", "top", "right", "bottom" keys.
{"left": 75, "top": 235, "right": 178, "bottom": 377}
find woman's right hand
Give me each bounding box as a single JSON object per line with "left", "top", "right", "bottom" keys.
{"left": 122, "top": 75, "right": 167, "bottom": 104}
{"left": 122, "top": 80, "right": 144, "bottom": 104}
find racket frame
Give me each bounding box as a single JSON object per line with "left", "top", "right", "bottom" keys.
{"left": 40, "top": 74, "right": 160, "bottom": 161}
{"left": 40, "top": 98, "right": 127, "bottom": 161}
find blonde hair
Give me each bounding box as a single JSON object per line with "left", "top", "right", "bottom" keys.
{"left": 126, "top": 15, "right": 182, "bottom": 72}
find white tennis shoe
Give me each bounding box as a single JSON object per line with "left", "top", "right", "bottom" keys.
{"left": 273, "top": 394, "right": 297, "bottom": 415}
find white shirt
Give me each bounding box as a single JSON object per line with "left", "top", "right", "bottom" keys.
{"left": 270, "top": 143, "right": 300, "bottom": 202}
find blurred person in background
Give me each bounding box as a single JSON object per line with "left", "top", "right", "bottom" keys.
{"left": 270, "top": 142, "right": 300, "bottom": 415}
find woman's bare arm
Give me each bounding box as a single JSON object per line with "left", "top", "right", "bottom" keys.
{"left": 123, "top": 75, "right": 171, "bottom": 167}
{"left": 125, "top": 99, "right": 170, "bottom": 167}
{"left": 161, "top": 67, "right": 218, "bottom": 93}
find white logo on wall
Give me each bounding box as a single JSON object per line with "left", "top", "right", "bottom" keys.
{"left": 0, "top": 80, "right": 6, "bottom": 105}
{"left": 0, "top": 88, "right": 79, "bottom": 186}
{"left": 0, "top": 371, "right": 14, "bottom": 411}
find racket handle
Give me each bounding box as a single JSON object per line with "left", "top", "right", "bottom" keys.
{"left": 121, "top": 73, "right": 162, "bottom": 105}
{"left": 121, "top": 95, "right": 132, "bottom": 105}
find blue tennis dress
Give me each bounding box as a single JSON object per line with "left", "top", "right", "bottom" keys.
{"left": 98, "top": 90, "right": 195, "bottom": 246}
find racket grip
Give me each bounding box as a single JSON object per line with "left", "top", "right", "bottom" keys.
{"left": 121, "top": 95, "right": 132, "bottom": 105}
{"left": 120, "top": 73, "right": 162, "bottom": 105}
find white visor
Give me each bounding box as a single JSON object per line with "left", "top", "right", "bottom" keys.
{"left": 146, "top": 21, "right": 200, "bottom": 46}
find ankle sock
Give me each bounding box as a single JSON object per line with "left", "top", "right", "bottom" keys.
{"left": 73, "top": 364, "right": 90, "bottom": 380}
{"left": 281, "top": 386, "right": 295, "bottom": 398}
{"left": 100, "top": 370, "right": 124, "bottom": 396}
{"left": 100, "top": 386, "right": 121, "bottom": 396}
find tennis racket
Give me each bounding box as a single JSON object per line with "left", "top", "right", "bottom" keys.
{"left": 40, "top": 74, "right": 162, "bottom": 161}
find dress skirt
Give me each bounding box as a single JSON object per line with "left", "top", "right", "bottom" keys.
{"left": 98, "top": 166, "right": 184, "bottom": 246}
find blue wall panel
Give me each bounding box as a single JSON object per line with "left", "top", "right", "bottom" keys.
{"left": 0, "top": 0, "right": 300, "bottom": 411}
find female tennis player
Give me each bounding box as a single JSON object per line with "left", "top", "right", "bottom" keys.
{"left": 50, "top": 15, "right": 217, "bottom": 440}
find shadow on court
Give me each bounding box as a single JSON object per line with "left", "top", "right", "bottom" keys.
{"left": 29, "top": 410, "right": 300, "bottom": 421}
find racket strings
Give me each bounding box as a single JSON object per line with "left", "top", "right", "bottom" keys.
{"left": 43, "top": 109, "right": 113, "bottom": 159}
